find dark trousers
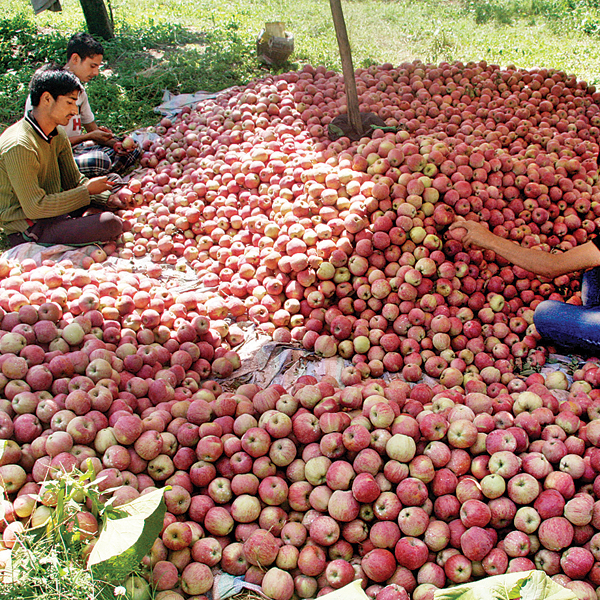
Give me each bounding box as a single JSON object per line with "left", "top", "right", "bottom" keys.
{"left": 7, "top": 210, "right": 122, "bottom": 248}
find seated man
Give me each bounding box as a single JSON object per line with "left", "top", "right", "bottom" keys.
{"left": 0, "top": 66, "right": 123, "bottom": 247}
{"left": 25, "top": 32, "right": 141, "bottom": 177}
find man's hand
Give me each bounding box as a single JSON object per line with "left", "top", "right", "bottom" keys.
{"left": 448, "top": 219, "right": 496, "bottom": 250}
{"left": 86, "top": 176, "right": 113, "bottom": 195}
{"left": 112, "top": 136, "right": 138, "bottom": 156}
{"left": 87, "top": 128, "right": 114, "bottom": 145}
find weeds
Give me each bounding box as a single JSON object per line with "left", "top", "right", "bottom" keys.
{"left": 0, "top": 466, "right": 165, "bottom": 600}
{"left": 462, "top": 0, "right": 571, "bottom": 23}
{"left": 461, "top": 0, "right": 600, "bottom": 38}
{"left": 0, "top": 15, "right": 67, "bottom": 129}
{"left": 424, "top": 26, "right": 456, "bottom": 64}
{"left": 469, "top": 1, "right": 515, "bottom": 25}
{"left": 0, "top": 533, "right": 111, "bottom": 600}
{"left": 0, "top": 467, "right": 131, "bottom": 600}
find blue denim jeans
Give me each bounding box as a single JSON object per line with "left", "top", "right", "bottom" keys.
{"left": 534, "top": 267, "right": 600, "bottom": 354}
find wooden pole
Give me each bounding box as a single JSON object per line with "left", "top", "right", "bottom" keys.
{"left": 329, "top": 0, "right": 363, "bottom": 137}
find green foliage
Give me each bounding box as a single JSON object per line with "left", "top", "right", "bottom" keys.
{"left": 0, "top": 535, "right": 104, "bottom": 600}
{"left": 105, "top": 19, "right": 201, "bottom": 51}
{"left": 0, "top": 11, "right": 267, "bottom": 133}
{"left": 461, "top": 0, "right": 550, "bottom": 21}
{"left": 0, "top": 467, "right": 162, "bottom": 600}
{"left": 0, "top": 69, "right": 30, "bottom": 128}
{"left": 461, "top": 0, "right": 600, "bottom": 37}
{"left": 467, "top": 0, "right": 514, "bottom": 25}
{"left": 0, "top": 13, "right": 64, "bottom": 67}
{"left": 461, "top": 0, "right": 575, "bottom": 24}
{"left": 0, "top": 15, "right": 68, "bottom": 130}
{"left": 89, "top": 487, "right": 167, "bottom": 583}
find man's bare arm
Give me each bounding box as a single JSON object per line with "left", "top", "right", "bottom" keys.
{"left": 448, "top": 220, "right": 600, "bottom": 279}
{"left": 69, "top": 121, "right": 114, "bottom": 146}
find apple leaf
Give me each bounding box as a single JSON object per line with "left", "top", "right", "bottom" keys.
{"left": 88, "top": 487, "right": 167, "bottom": 582}
{"left": 309, "top": 579, "right": 369, "bottom": 600}
{"left": 0, "top": 440, "right": 8, "bottom": 463}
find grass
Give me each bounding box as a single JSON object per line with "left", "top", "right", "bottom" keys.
{"left": 1, "top": 534, "right": 111, "bottom": 600}
{"left": 0, "top": 467, "right": 155, "bottom": 600}
{"left": 0, "top": 10, "right": 262, "bottom": 132}
{"left": 2, "top": 0, "right": 600, "bottom": 133}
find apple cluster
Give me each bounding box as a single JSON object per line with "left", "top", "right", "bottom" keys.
{"left": 138, "top": 372, "right": 600, "bottom": 600}
{"left": 0, "top": 258, "right": 243, "bottom": 379}
{"left": 115, "top": 58, "right": 600, "bottom": 386}
{"left": 2, "top": 57, "right": 600, "bottom": 600}
{"left": 4, "top": 351, "right": 600, "bottom": 600}
{"left": 0, "top": 277, "right": 243, "bottom": 566}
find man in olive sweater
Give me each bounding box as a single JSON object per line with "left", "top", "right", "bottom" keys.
{"left": 0, "top": 67, "right": 123, "bottom": 247}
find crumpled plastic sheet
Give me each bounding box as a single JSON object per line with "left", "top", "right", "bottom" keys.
{"left": 208, "top": 569, "right": 265, "bottom": 600}
{"left": 221, "top": 323, "right": 438, "bottom": 391}
{"left": 1, "top": 241, "right": 102, "bottom": 267}
{"left": 0, "top": 239, "right": 205, "bottom": 287}
{"left": 104, "top": 251, "right": 200, "bottom": 285}
{"left": 208, "top": 572, "right": 369, "bottom": 600}
{"left": 155, "top": 88, "right": 233, "bottom": 120}
{"left": 130, "top": 130, "right": 161, "bottom": 148}
{"left": 223, "top": 322, "right": 586, "bottom": 395}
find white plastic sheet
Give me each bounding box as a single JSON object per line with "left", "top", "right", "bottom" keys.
{"left": 208, "top": 569, "right": 264, "bottom": 600}
{"left": 155, "top": 89, "right": 233, "bottom": 119}
{"left": 2, "top": 242, "right": 101, "bottom": 267}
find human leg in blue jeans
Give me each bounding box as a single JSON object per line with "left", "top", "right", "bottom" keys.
{"left": 534, "top": 267, "right": 600, "bottom": 353}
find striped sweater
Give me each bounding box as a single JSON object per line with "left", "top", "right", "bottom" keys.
{"left": 0, "top": 116, "right": 90, "bottom": 235}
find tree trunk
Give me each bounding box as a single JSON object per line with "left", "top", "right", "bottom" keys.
{"left": 78, "top": 0, "right": 114, "bottom": 40}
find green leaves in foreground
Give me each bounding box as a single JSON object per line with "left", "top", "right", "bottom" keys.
{"left": 89, "top": 487, "right": 167, "bottom": 583}
{"left": 0, "top": 470, "right": 166, "bottom": 600}
{"left": 433, "top": 569, "right": 577, "bottom": 600}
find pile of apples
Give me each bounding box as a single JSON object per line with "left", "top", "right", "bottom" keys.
{"left": 121, "top": 58, "right": 600, "bottom": 387}
{"left": 2, "top": 55, "right": 600, "bottom": 599}
{"left": 0, "top": 257, "right": 244, "bottom": 378}
{"left": 0, "top": 268, "right": 243, "bottom": 595}
{"left": 140, "top": 371, "right": 600, "bottom": 600}
{"left": 3, "top": 354, "right": 600, "bottom": 600}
